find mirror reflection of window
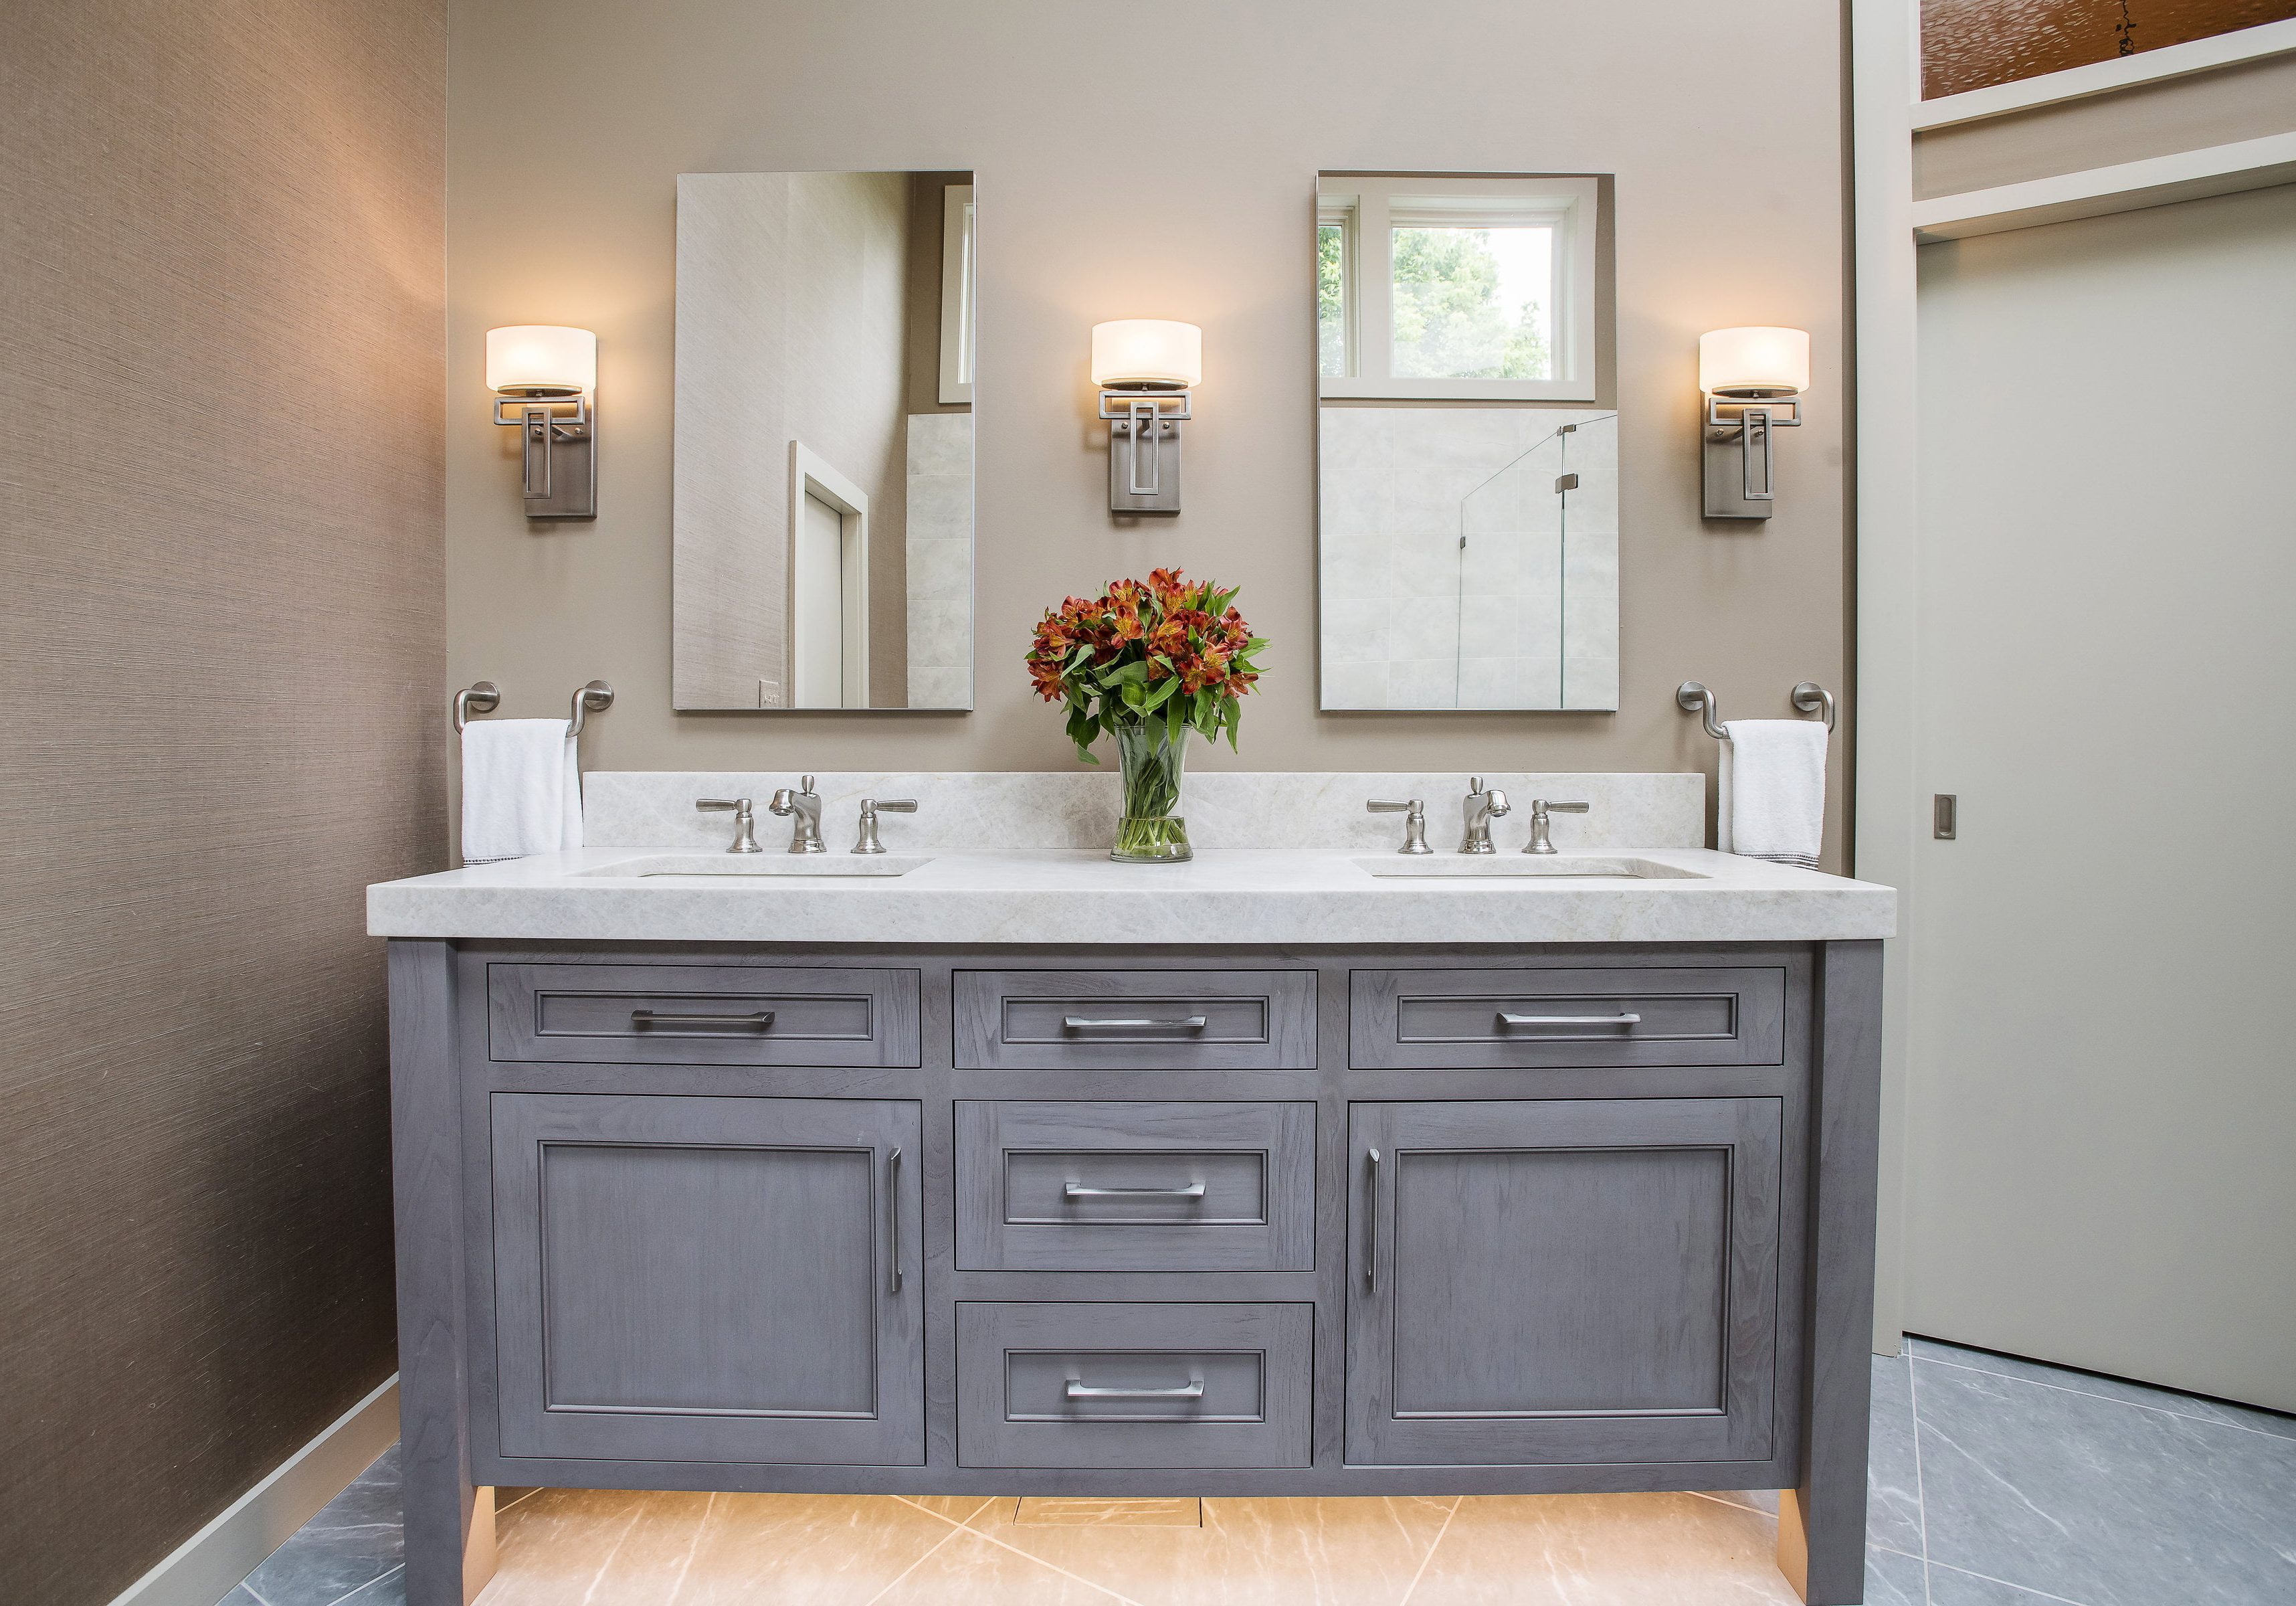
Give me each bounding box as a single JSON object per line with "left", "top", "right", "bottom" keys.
{"left": 1317, "top": 175, "right": 1596, "bottom": 402}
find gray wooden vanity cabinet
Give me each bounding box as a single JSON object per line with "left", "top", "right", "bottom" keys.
{"left": 390, "top": 939, "right": 1882, "bottom": 1606}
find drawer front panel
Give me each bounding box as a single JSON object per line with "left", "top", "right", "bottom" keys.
{"left": 490, "top": 963, "right": 921, "bottom": 1066}
{"left": 957, "top": 1101, "right": 1315, "bottom": 1271}
{"left": 954, "top": 969, "right": 1316, "bottom": 1069}
{"left": 957, "top": 1302, "right": 1312, "bottom": 1468}
{"left": 1351, "top": 966, "right": 1784, "bottom": 1069}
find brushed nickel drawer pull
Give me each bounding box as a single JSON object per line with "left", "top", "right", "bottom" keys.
{"left": 629, "top": 1008, "right": 776, "bottom": 1030}
{"left": 886, "top": 1146, "right": 903, "bottom": 1295}
{"left": 1064, "top": 1376, "right": 1206, "bottom": 1401}
{"left": 1496, "top": 1012, "right": 1642, "bottom": 1028}
{"left": 1062, "top": 1180, "right": 1208, "bottom": 1199}
{"left": 1364, "top": 1146, "right": 1381, "bottom": 1291}
{"left": 1062, "top": 1015, "right": 1210, "bottom": 1032}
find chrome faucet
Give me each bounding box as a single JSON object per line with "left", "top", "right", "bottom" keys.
{"left": 767, "top": 775, "right": 828, "bottom": 854}
{"left": 1460, "top": 776, "right": 1513, "bottom": 854}
{"left": 1366, "top": 796, "right": 1434, "bottom": 855}
{"left": 852, "top": 796, "right": 918, "bottom": 855}
{"left": 695, "top": 796, "right": 763, "bottom": 854}
{"left": 1524, "top": 798, "right": 1590, "bottom": 855}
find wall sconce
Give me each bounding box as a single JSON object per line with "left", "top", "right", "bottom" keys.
{"left": 1699, "top": 326, "right": 1808, "bottom": 520}
{"left": 1092, "top": 319, "right": 1200, "bottom": 515}
{"left": 487, "top": 325, "right": 597, "bottom": 520}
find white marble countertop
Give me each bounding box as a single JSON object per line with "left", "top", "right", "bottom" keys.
{"left": 367, "top": 846, "right": 1896, "bottom": 946}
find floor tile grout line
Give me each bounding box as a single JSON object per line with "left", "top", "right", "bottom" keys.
{"left": 242, "top": 1583, "right": 277, "bottom": 1606}
{"left": 1906, "top": 1352, "right": 1934, "bottom": 1606}
{"left": 891, "top": 1494, "right": 1144, "bottom": 1604}
{"left": 1911, "top": 1352, "right": 2295, "bottom": 1441}
{"left": 322, "top": 1562, "right": 404, "bottom": 1606}
{"left": 494, "top": 1487, "right": 545, "bottom": 1516}
{"left": 1394, "top": 1493, "right": 1463, "bottom": 1605}
{"left": 1685, "top": 1489, "right": 1774, "bottom": 1518}
{"left": 1924, "top": 1555, "right": 2093, "bottom": 1605}
{"left": 857, "top": 1516, "right": 972, "bottom": 1606}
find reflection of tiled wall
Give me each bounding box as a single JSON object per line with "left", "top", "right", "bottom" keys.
{"left": 904, "top": 413, "right": 974, "bottom": 708}
{"left": 1319, "top": 408, "right": 1618, "bottom": 711}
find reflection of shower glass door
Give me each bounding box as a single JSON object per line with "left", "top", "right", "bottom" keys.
{"left": 1455, "top": 412, "right": 1615, "bottom": 709}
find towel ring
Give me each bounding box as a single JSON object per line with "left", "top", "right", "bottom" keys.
{"left": 452, "top": 679, "right": 615, "bottom": 736}
{"left": 1791, "top": 681, "right": 1837, "bottom": 733}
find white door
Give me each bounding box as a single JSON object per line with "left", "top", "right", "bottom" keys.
{"left": 1905, "top": 185, "right": 2296, "bottom": 1409}
{"left": 793, "top": 489, "right": 845, "bottom": 707}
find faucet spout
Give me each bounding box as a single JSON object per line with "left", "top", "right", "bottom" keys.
{"left": 1460, "top": 776, "right": 1513, "bottom": 854}
{"left": 767, "top": 774, "right": 828, "bottom": 854}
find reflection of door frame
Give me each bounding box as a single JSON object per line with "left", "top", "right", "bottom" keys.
{"left": 788, "top": 440, "right": 870, "bottom": 707}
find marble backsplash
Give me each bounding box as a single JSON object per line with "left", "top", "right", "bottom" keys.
{"left": 583, "top": 770, "right": 1705, "bottom": 855}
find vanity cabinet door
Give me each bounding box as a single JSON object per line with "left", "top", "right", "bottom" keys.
{"left": 1346, "top": 1098, "right": 1782, "bottom": 1467}
{"left": 490, "top": 1094, "right": 923, "bottom": 1465}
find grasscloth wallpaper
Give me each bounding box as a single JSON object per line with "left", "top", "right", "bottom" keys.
{"left": 0, "top": 3, "right": 446, "bottom": 1600}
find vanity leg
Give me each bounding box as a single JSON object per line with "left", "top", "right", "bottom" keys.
{"left": 391, "top": 941, "right": 495, "bottom": 1606}
{"left": 1779, "top": 940, "right": 1885, "bottom": 1604}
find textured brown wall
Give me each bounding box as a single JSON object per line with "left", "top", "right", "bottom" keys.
{"left": 0, "top": 3, "right": 446, "bottom": 1601}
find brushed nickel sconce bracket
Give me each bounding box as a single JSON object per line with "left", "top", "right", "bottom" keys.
{"left": 492, "top": 392, "right": 596, "bottom": 520}
{"left": 1703, "top": 395, "right": 1801, "bottom": 520}
{"left": 1098, "top": 387, "right": 1191, "bottom": 515}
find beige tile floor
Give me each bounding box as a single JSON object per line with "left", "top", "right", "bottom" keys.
{"left": 477, "top": 1486, "right": 1797, "bottom": 1606}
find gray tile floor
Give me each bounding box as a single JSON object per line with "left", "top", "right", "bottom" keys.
{"left": 228, "top": 1338, "right": 2296, "bottom": 1605}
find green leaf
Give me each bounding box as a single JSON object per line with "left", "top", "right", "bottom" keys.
{"left": 1142, "top": 676, "right": 1180, "bottom": 712}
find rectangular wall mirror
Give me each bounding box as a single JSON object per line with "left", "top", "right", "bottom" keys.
{"left": 1316, "top": 171, "right": 1618, "bottom": 711}
{"left": 674, "top": 171, "right": 976, "bottom": 710}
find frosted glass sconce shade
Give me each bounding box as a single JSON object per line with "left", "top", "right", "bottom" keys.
{"left": 1093, "top": 320, "right": 1200, "bottom": 516}
{"left": 487, "top": 325, "right": 597, "bottom": 519}
{"left": 1698, "top": 326, "right": 1809, "bottom": 399}
{"left": 1091, "top": 320, "right": 1202, "bottom": 389}
{"left": 486, "top": 325, "right": 597, "bottom": 396}
{"left": 1698, "top": 327, "right": 1808, "bottom": 521}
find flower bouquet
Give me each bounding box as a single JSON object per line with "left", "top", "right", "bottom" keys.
{"left": 1026, "top": 568, "right": 1268, "bottom": 863}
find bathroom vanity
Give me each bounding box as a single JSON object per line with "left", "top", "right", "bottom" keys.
{"left": 373, "top": 773, "right": 1893, "bottom": 1606}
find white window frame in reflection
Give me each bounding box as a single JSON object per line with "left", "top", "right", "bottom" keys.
{"left": 938, "top": 183, "right": 976, "bottom": 404}
{"left": 1317, "top": 173, "right": 1599, "bottom": 402}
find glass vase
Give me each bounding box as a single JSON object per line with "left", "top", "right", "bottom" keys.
{"left": 1111, "top": 718, "right": 1192, "bottom": 863}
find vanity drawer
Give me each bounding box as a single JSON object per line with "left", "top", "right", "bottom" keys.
{"left": 953, "top": 969, "right": 1316, "bottom": 1069}
{"left": 956, "top": 1302, "right": 1312, "bottom": 1468}
{"left": 1351, "top": 966, "right": 1785, "bottom": 1069}
{"left": 956, "top": 1101, "right": 1315, "bottom": 1271}
{"left": 488, "top": 963, "right": 921, "bottom": 1066}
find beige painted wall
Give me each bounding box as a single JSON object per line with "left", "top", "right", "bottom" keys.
{"left": 446, "top": 1, "right": 1852, "bottom": 869}
{"left": 0, "top": 3, "right": 446, "bottom": 1600}
{"left": 1906, "top": 184, "right": 2296, "bottom": 1409}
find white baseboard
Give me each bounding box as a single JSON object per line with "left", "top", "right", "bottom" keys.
{"left": 107, "top": 1374, "right": 401, "bottom": 1606}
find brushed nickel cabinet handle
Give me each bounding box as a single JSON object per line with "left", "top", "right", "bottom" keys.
{"left": 1061, "top": 1015, "right": 1210, "bottom": 1032}
{"left": 1496, "top": 1012, "right": 1642, "bottom": 1028}
{"left": 629, "top": 1008, "right": 776, "bottom": 1030}
{"left": 1064, "top": 1376, "right": 1205, "bottom": 1400}
{"left": 1364, "top": 1146, "right": 1382, "bottom": 1292}
{"left": 1062, "top": 1180, "right": 1208, "bottom": 1199}
{"left": 886, "top": 1146, "right": 903, "bottom": 1296}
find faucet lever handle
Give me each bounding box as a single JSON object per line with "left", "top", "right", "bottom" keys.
{"left": 1543, "top": 800, "right": 1590, "bottom": 813}
{"left": 870, "top": 798, "right": 918, "bottom": 814}
{"left": 696, "top": 797, "right": 752, "bottom": 815}
{"left": 1365, "top": 798, "right": 1420, "bottom": 814}
{"left": 1366, "top": 797, "right": 1434, "bottom": 855}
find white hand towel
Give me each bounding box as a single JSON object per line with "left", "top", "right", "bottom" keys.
{"left": 460, "top": 719, "right": 584, "bottom": 865}
{"left": 1718, "top": 719, "right": 1826, "bottom": 869}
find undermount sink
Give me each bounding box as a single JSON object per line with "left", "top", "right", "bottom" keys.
{"left": 1352, "top": 855, "right": 1706, "bottom": 880}
{"left": 581, "top": 855, "right": 935, "bottom": 879}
